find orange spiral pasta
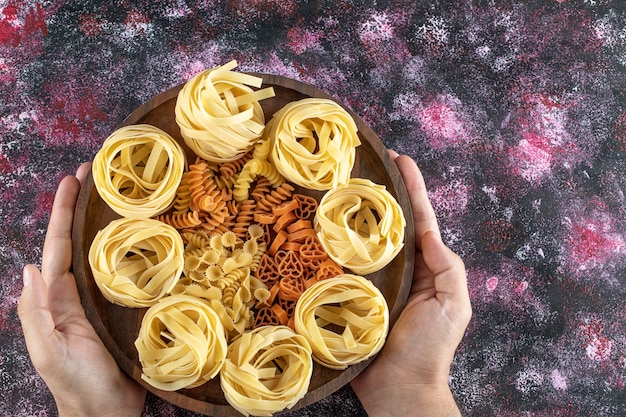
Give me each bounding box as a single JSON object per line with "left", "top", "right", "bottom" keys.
{"left": 266, "top": 98, "right": 361, "bottom": 190}
{"left": 232, "top": 199, "right": 256, "bottom": 239}
{"left": 199, "top": 200, "right": 230, "bottom": 232}
{"left": 88, "top": 218, "right": 184, "bottom": 307}
{"left": 188, "top": 160, "right": 220, "bottom": 212}
{"left": 251, "top": 176, "right": 271, "bottom": 202}
{"left": 156, "top": 211, "right": 203, "bottom": 230}
{"left": 92, "top": 124, "right": 185, "bottom": 218}
{"left": 135, "top": 294, "right": 227, "bottom": 391}
{"left": 256, "top": 182, "right": 295, "bottom": 212}
{"left": 220, "top": 325, "right": 313, "bottom": 417}
{"left": 294, "top": 274, "right": 389, "bottom": 370}
{"left": 314, "top": 178, "right": 406, "bottom": 275}
{"left": 175, "top": 60, "right": 275, "bottom": 162}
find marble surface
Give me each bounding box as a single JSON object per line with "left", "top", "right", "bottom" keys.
{"left": 1, "top": 1, "right": 625, "bottom": 416}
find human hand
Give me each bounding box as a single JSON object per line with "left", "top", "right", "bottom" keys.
{"left": 351, "top": 151, "right": 472, "bottom": 417}
{"left": 18, "top": 163, "right": 146, "bottom": 417}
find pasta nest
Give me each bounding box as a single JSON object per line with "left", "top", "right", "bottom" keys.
{"left": 294, "top": 274, "right": 389, "bottom": 370}
{"left": 175, "top": 60, "right": 275, "bottom": 162}
{"left": 88, "top": 218, "right": 184, "bottom": 308}
{"left": 135, "top": 294, "right": 228, "bottom": 391}
{"left": 220, "top": 325, "right": 313, "bottom": 417}
{"left": 266, "top": 98, "right": 361, "bottom": 191}
{"left": 92, "top": 123, "right": 185, "bottom": 219}
{"left": 314, "top": 178, "right": 406, "bottom": 275}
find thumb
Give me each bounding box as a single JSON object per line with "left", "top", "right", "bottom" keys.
{"left": 421, "top": 231, "right": 471, "bottom": 317}
{"left": 18, "top": 265, "right": 58, "bottom": 374}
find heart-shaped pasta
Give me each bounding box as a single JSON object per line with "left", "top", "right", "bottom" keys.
{"left": 88, "top": 217, "right": 184, "bottom": 307}
{"left": 92, "top": 123, "right": 185, "bottom": 218}
{"left": 314, "top": 178, "right": 405, "bottom": 275}
{"left": 294, "top": 274, "right": 389, "bottom": 370}
{"left": 267, "top": 98, "right": 361, "bottom": 190}
{"left": 220, "top": 325, "right": 313, "bottom": 417}
{"left": 175, "top": 60, "right": 275, "bottom": 162}
{"left": 135, "top": 294, "right": 227, "bottom": 391}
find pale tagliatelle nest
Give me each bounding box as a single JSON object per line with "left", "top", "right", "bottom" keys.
{"left": 220, "top": 325, "right": 313, "bottom": 417}
{"left": 175, "top": 60, "right": 275, "bottom": 162}
{"left": 266, "top": 97, "right": 361, "bottom": 191}
{"left": 314, "top": 178, "right": 406, "bottom": 275}
{"left": 134, "top": 294, "right": 228, "bottom": 391}
{"left": 88, "top": 217, "right": 184, "bottom": 308}
{"left": 92, "top": 123, "right": 186, "bottom": 219}
{"left": 294, "top": 274, "right": 389, "bottom": 370}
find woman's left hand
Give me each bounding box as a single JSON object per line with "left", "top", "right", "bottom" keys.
{"left": 18, "top": 163, "right": 146, "bottom": 417}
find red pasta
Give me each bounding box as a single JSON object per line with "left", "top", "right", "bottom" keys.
{"left": 253, "top": 305, "right": 280, "bottom": 328}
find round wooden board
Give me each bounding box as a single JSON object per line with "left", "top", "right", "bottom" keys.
{"left": 71, "top": 74, "right": 415, "bottom": 416}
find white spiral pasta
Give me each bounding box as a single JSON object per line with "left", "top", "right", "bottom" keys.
{"left": 92, "top": 124, "right": 185, "bottom": 219}
{"left": 135, "top": 294, "right": 228, "bottom": 391}
{"left": 267, "top": 98, "right": 361, "bottom": 190}
{"left": 175, "top": 60, "right": 275, "bottom": 162}
{"left": 220, "top": 325, "right": 313, "bottom": 417}
{"left": 314, "top": 178, "right": 405, "bottom": 275}
{"left": 88, "top": 218, "right": 184, "bottom": 307}
{"left": 294, "top": 274, "right": 389, "bottom": 370}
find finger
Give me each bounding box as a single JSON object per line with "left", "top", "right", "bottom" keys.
{"left": 393, "top": 155, "right": 440, "bottom": 246}
{"left": 387, "top": 148, "right": 400, "bottom": 159}
{"left": 75, "top": 162, "right": 91, "bottom": 185}
{"left": 41, "top": 175, "right": 82, "bottom": 286}
{"left": 18, "top": 265, "right": 61, "bottom": 375}
{"left": 421, "top": 231, "right": 471, "bottom": 319}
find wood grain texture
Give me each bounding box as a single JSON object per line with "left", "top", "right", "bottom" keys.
{"left": 71, "top": 74, "right": 415, "bottom": 416}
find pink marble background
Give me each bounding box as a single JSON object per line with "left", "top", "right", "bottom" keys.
{"left": 1, "top": 0, "right": 625, "bottom": 416}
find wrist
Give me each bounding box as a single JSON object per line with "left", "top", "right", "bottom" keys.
{"left": 57, "top": 408, "right": 121, "bottom": 417}
{"left": 352, "top": 376, "right": 460, "bottom": 417}
{"left": 56, "top": 402, "right": 143, "bottom": 417}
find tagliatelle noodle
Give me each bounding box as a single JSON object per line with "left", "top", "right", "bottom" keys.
{"left": 135, "top": 294, "right": 227, "bottom": 391}
{"left": 175, "top": 60, "right": 276, "bottom": 162}
{"left": 314, "top": 178, "right": 406, "bottom": 275}
{"left": 266, "top": 98, "right": 361, "bottom": 190}
{"left": 220, "top": 325, "right": 313, "bottom": 417}
{"left": 88, "top": 218, "right": 184, "bottom": 307}
{"left": 92, "top": 124, "right": 185, "bottom": 219}
{"left": 294, "top": 274, "right": 389, "bottom": 370}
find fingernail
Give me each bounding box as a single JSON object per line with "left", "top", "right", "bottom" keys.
{"left": 23, "top": 266, "right": 32, "bottom": 288}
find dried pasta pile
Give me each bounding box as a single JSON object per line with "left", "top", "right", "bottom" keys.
{"left": 89, "top": 61, "right": 405, "bottom": 417}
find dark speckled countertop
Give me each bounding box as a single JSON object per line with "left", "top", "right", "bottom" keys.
{"left": 1, "top": 1, "right": 625, "bottom": 416}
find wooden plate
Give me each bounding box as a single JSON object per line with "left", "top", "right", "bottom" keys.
{"left": 72, "top": 74, "right": 415, "bottom": 416}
